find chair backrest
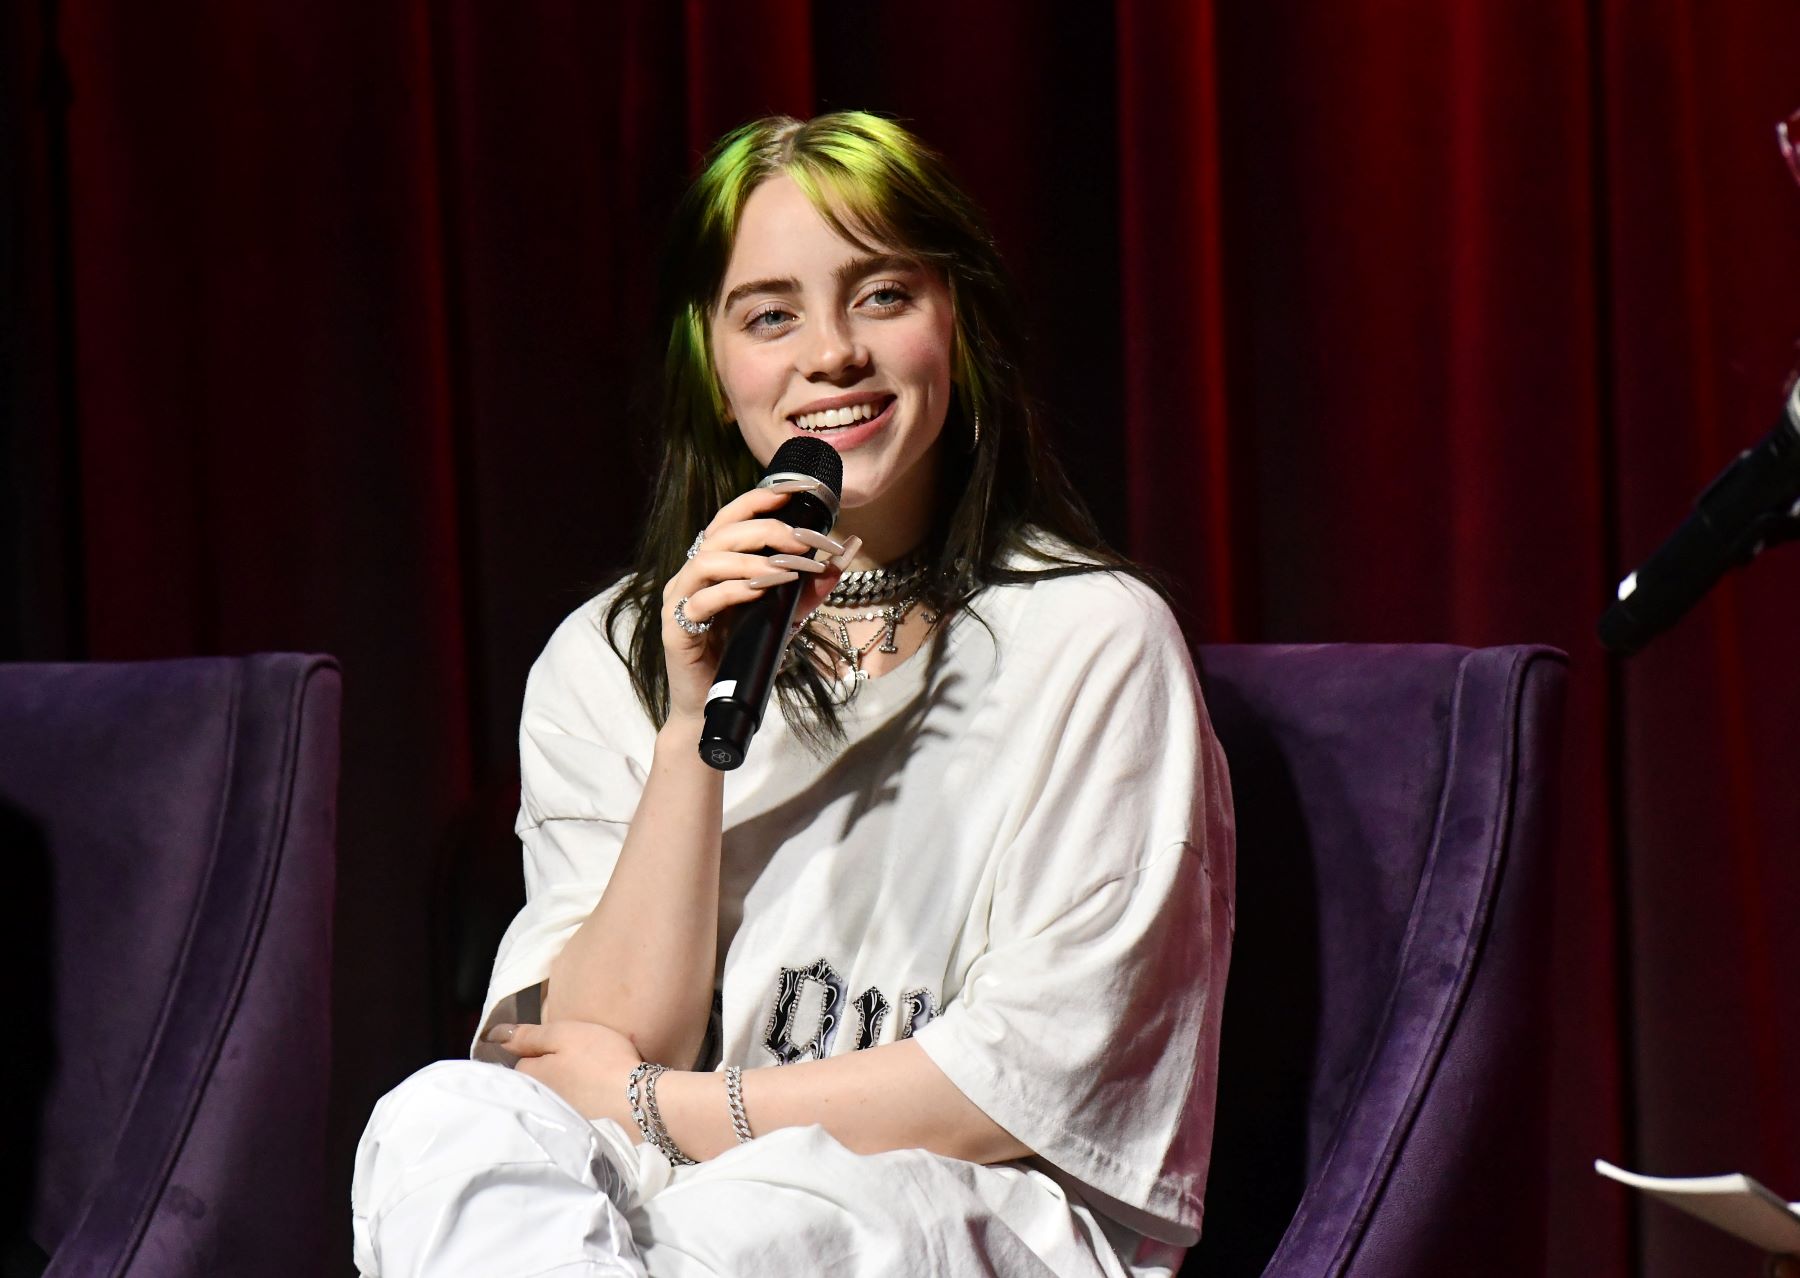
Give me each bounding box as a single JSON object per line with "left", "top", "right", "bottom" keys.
{"left": 0, "top": 654, "right": 340, "bottom": 1277}
{"left": 1186, "top": 644, "right": 1565, "bottom": 1278}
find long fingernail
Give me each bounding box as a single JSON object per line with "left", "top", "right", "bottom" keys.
{"left": 767, "top": 554, "right": 825, "bottom": 573}
{"left": 793, "top": 528, "right": 846, "bottom": 556}
{"left": 834, "top": 536, "right": 864, "bottom": 569}
{"left": 767, "top": 479, "right": 822, "bottom": 493}
{"left": 484, "top": 1024, "right": 516, "bottom": 1044}
{"left": 749, "top": 569, "right": 801, "bottom": 589}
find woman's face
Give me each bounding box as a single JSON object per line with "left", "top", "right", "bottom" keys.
{"left": 710, "top": 174, "right": 956, "bottom": 512}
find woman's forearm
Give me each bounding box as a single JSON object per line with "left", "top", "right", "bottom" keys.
{"left": 655, "top": 1039, "right": 1032, "bottom": 1166}
{"left": 541, "top": 712, "right": 721, "bottom": 1067}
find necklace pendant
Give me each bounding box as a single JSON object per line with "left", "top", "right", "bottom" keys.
{"left": 878, "top": 615, "right": 901, "bottom": 654}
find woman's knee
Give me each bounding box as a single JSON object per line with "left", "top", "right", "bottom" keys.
{"left": 354, "top": 1061, "right": 585, "bottom": 1204}
{"left": 352, "top": 1059, "right": 648, "bottom": 1277}
{"left": 357, "top": 1058, "right": 649, "bottom": 1201}
{"left": 369, "top": 1057, "right": 587, "bottom": 1130}
{"left": 378, "top": 1056, "right": 522, "bottom": 1103}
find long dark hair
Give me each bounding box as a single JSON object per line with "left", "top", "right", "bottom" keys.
{"left": 607, "top": 111, "right": 1148, "bottom": 752}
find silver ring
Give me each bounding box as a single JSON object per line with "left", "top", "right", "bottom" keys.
{"left": 673, "top": 596, "right": 712, "bottom": 635}
{"left": 686, "top": 530, "right": 706, "bottom": 560}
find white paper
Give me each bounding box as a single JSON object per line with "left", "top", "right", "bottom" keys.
{"left": 1595, "top": 1159, "right": 1800, "bottom": 1253}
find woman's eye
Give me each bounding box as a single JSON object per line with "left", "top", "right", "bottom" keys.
{"left": 747, "top": 308, "right": 794, "bottom": 332}
{"left": 864, "top": 285, "right": 909, "bottom": 310}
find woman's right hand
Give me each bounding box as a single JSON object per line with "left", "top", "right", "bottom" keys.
{"left": 659, "top": 481, "right": 860, "bottom": 724}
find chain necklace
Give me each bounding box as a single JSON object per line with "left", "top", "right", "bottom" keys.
{"left": 825, "top": 553, "right": 931, "bottom": 607}
{"left": 788, "top": 546, "right": 945, "bottom": 681}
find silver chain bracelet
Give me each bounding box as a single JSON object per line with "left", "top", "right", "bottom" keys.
{"left": 725, "top": 1065, "right": 754, "bottom": 1144}
{"left": 626, "top": 1062, "right": 697, "bottom": 1166}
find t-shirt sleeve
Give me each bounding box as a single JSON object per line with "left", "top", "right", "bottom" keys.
{"left": 470, "top": 592, "right": 654, "bottom": 1062}
{"left": 912, "top": 576, "right": 1236, "bottom": 1245}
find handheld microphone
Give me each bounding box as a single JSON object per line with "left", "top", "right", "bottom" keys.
{"left": 699, "top": 437, "right": 844, "bottom": 770}
{"left": 1598, "top": 379, "right": 1800, "bottom": 654}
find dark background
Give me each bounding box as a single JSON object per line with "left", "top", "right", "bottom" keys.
{"left": 5, "top": 3, "right": 1798, "bottom": 1275}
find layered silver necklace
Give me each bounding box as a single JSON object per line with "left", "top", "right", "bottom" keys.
{"left": 794, "top": 552, "right": 938, "bottom": 680}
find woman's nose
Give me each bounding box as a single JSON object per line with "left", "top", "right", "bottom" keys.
{"left": 797, "top": 316, "right": 867, "bottom": 379}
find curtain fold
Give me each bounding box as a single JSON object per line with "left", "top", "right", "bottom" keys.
{"left": 5, "top": 5, "right": 1797, "bottom": 1275}
{"left": 1116, "top": 0, "right": 1243, "bottom": 641}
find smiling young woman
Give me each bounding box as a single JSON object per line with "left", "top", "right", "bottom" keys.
{"left": 351, "top": 112, "right": 1236, "bottom": 1278}
{"left": 714, "top": 182, "right": 954, "bottom": 546}
{"left": 703, "top": 172, "right": 956, "bottom": 678}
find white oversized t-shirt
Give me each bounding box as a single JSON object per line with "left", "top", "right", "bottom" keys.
{"left": 475, "top": 559, "right": 1236, "bottom": 1275}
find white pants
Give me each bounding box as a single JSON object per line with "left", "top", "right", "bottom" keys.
{"left": 352, "top": 1059, "right": 656, "bottom": 1276}
{"left": 352, "top": 1060, "right": 1129, "bottom": 1278}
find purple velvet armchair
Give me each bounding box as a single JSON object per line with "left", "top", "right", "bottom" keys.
{"left": 1186, "top": 643, "right": 1566, "bottom": 1277}
{"left": 0, "top": 655, "right": 340, "bottom": 1277}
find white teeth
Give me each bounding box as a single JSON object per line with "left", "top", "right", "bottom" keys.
{"left": 793, "top": 400, "right": 884, "bottom": 431}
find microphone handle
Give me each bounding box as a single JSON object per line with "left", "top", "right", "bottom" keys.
{"left": 698, "top": 581, "right": 805, "bottom": 770}
{"left": 1598, "top": 403, "right": 1800, "bottom": 654}
{"left": 698, "top": 489, "right": 837, "bottom": 770}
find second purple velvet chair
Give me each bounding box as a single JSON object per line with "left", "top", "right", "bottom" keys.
{"left": 1187, "top": 643, "right": 1566, "bottom": 1277}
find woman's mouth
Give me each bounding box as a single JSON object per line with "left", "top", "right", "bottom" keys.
{"left": 786, "top": 395, "right": 897, "bottom": 449}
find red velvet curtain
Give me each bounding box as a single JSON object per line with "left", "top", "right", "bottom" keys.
{"left": 6, "top": 4, "right": 1798, "bottom": 1275}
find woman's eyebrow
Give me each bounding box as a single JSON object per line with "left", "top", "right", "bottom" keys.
{"left": 719, "top": 254, "right": 920, "bottom": 314}
{"left": 720, "top": 276, "right": 797, "bottom": 314}
{"left": 833, "top": 253, "right": 917, "bottom": 285}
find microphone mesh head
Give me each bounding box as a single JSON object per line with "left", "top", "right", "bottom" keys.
{"left": 765, "top": 437, "right": 843, "bottom": 500}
